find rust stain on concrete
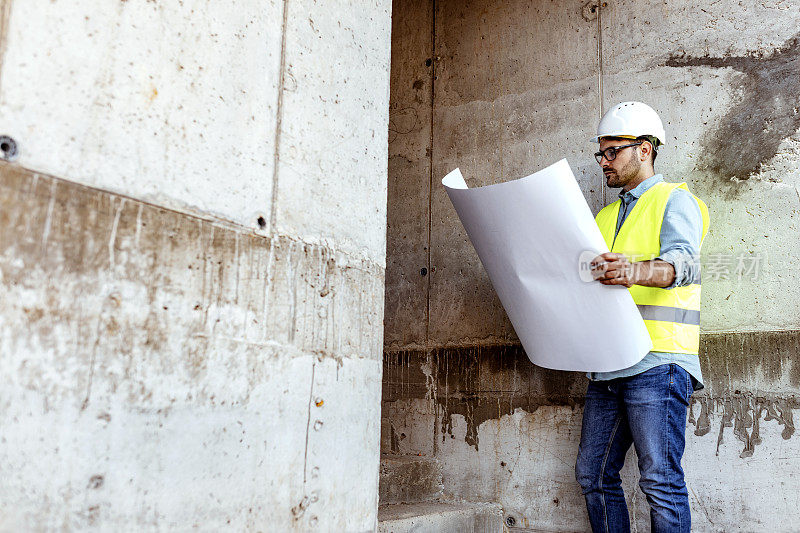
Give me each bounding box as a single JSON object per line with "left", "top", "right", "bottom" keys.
{"left": 666, "top": 32, "right": 800, "bottom": 183}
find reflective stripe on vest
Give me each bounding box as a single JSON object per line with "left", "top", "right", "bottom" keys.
{"left": 637, "top": 304, "right": 701, "bottom": 326}
{"left": 595, "top": 181, "right": 710, "bottom": 355}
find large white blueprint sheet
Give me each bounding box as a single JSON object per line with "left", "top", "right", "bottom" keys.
{"left": 442, "top": 159, "right": 652, "bottom": 372}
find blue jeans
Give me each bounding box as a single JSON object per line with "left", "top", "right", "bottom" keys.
{"left": 575, "top": 364, "right": 692, "bottom": 533}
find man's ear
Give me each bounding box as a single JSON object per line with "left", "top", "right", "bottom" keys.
{"left": 639, "top": 141, "right": 652, "bottom": 162}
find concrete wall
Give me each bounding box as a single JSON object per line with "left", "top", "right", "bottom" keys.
{"left": 0, "top": 0, "right": 282, "bottom": 231}
{"left": 0, "top": 0, "right": 391, "bottom": 531}
{"left": 384, "top": 0, "right": 800, "bottom": 531}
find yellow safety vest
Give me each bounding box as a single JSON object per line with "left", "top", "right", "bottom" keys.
{"left": 595, "top": 181, "right": 710, "bottom": 354}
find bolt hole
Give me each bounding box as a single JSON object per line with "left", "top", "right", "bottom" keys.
{"left": 425, "top": 58, "right": 432, "bottom": 67}
{"left": 420, "top": 267, "right": 427, "bottom": 276}
{"left": 256, "top": 216, "right": 267, "bottom": 229}
{"left": 0, "top": 143, "right": 8, "bottom": 152}
{"left": 505, "top": 515, "right": 517, "bottom": 527}
{"left": 590, "top": 5, "right": 597, "bottom": 12}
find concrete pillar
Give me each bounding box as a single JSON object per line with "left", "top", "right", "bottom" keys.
{"left": 0, "top": 1, "right": 391, "bottom": 531}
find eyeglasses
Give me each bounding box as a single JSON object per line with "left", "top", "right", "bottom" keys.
{"left": 594, "top": 142, "right": 643, "bottom": 164}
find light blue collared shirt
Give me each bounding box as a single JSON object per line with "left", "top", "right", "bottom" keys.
{"left": 589, "top": 174, "right": 705, "bottom": 390}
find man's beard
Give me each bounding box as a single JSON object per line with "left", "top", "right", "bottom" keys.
{"left": 605, "top": 155, "right": 642, "bottom": 188}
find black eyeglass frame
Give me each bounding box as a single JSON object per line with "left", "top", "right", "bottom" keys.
{"left": 594, "top": 141, "right": 643, "bottom": 164}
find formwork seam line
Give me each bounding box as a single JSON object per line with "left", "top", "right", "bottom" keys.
{"left": 597, "top": 1, "right": 606, "bottom": 207}
{"left": 428, "top": 0, "right": 438, "bottom": 456}
{"left": 270, "top": 0, "right": 291, "bottom": 233}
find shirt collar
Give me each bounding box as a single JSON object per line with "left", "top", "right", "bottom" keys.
{"left": 618, "top": 174, "right": 664, "bottom": 202}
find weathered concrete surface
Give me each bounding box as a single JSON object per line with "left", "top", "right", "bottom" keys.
{"left": 384, "top": 333, "right": 800, "bottom": 455}
{"left": 428, "top": 0, "right": 603, "bottom": 346}
{"left": 1, "top": 0, "right": 392, "bottom": 530}
{"left": 0, "top": 163, "right": 385, "bottom": 530}
{"left": 378, "top": 501, "right": 504, "bottom": 533}
{"left": 379, "top": 454, "right": 444, "bottom": 505}
{"left": 383, "top": 347, "right": 583, "bottom": 453}
{"left": 383, "top": 333, "right": 800, "bottom": 531}
{"left": 598, "top": 0, "right": 800, "bottom": 333}
{"left": 0, "top": 0, "right": 283, "bottom": 232}
{"left": 384, "top": 0, "right": 433, "bottom": 350}
{"left": 384, "top": 0, "right": 800, "bottom": 530}
{"left": 272, "top": 0, "right": 392, "bottom": 263}
{"left": 431, "top": 395, "right": 800, "bottom": 533}
{"left": 0, "top": 0, "right": 392, "bottom": 264}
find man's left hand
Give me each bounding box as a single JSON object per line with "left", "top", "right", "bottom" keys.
{"left": 591, "top": 253, "right": 638, "bottom": 288}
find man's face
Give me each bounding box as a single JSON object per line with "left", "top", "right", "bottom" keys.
{"left": 598, "top": 138, "right": 642, "bottom": 189}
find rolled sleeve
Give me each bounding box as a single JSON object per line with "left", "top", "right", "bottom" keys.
{"left": 657, "top": 188, "right": 703, "bottom": 289}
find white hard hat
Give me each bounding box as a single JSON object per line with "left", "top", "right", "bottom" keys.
{"left": 592, "top": 101, "right": 666, "bottom": 145}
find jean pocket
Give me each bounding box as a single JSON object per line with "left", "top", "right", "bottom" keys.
{"left": 670, "top": 365, "right": 691, "bottom": 405}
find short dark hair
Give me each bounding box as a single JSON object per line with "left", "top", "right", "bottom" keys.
{"left": 637, "top": 135, "right": 660, "bottom": 165}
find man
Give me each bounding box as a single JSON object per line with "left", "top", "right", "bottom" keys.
{"left": 575, "top": 101, "right": 709, "bottom": 533}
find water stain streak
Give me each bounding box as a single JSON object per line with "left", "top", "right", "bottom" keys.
{"left": 690, "top": 393, "right": 797, "bottom": 458}
{"left": 666, "top": 33, "right": 800, "bottom": 182}
{"left": 385, "top": 330, "right": 800, "bottom": 453}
